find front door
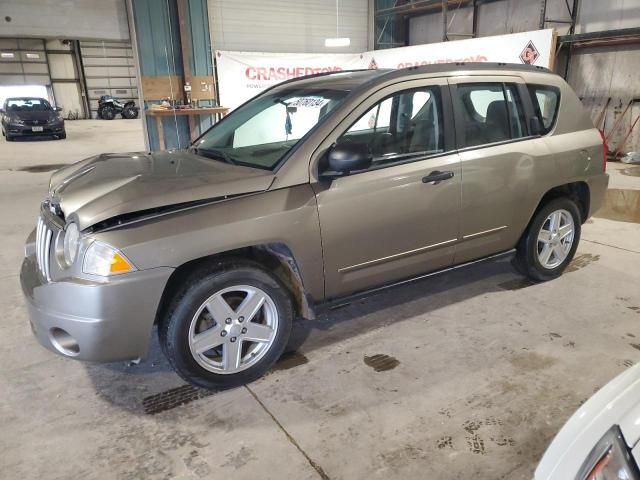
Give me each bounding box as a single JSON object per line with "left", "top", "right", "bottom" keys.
{"left": 312, "top": 79, "right": 461, "bottom": 299}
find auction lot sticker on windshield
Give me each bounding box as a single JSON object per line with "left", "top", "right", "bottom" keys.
{"left": 287, "top": 97, "right": 329, "bottom": 108}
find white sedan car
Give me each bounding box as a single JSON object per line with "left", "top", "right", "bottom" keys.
{"left": 536, "top": 363, "right": 640, "bottom": 479}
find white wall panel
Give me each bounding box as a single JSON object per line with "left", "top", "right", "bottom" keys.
{"left": 208, "top": 0, "right": 368, "bottom": 53}
{"left": 48, "top": 54, "right": 76, "bottom": 80}
{"left": 52, "top": 83, "right": 83, "bottom": 117}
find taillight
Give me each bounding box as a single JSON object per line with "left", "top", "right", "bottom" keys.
{"left": 598, "top": 129, "right": 607, "bottom": 172}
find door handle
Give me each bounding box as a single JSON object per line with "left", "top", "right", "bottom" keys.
{"left": 422, "top": 170, "right": 454, "bottom": 185}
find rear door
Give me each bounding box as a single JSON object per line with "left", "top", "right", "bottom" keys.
{"left": 311, "top": 78, "right": 461, "bottom": 299}
{"left": 448, "top": 75, "right": 554, "bottom": 264}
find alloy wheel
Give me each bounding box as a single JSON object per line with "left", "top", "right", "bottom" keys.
{"left": 188, "top": 285, "right": 279, "bottom": 374}
{"left": 537, "top": 209, "right": 575, "bottom": 269}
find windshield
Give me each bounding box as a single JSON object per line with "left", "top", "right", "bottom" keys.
{"left": 193, "top": 86, "right": 350, "bottom": 170}
{"left": 6, "top": 98, "right": 52, "bottom": 112}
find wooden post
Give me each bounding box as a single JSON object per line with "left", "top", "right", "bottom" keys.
{"left": 156, "top": 117, "right": 165, "bottom": 150}
{"left": 548, "top": 30, "right": 558, "bottom": 70}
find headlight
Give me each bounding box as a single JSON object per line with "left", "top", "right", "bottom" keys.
{"left": 63, "top": 222, "right": 80, "bottom": 266}
{"left": 577, "top": 426, "right": 640, "bottom": 480}
{"left": 83, "top": 241, "right": 135, "bottom": 276}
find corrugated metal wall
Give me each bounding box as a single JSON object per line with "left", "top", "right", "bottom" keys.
{"left": 568, "top": 0, "right": 640, "bottom": 156}
{"left": 404, "top": 0, "right": 640, "bottom": 154}
{"left": 208, "top": 0, "right": 369, "bottom": 53}
{"left": 80, "top": 40, "right": 138, "bottom": 118}
{"left": 408, "top": 0, "right": 573, "bottom": 45}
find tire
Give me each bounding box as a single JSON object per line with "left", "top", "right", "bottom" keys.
{"left": 101, "top": 106, "right": 116, "bottom": 120}
{"left": 58, "top": 132, "right": 66, "bottom": 140}
{"left": 122, "top": 105, "right": 138, "bottom": 119}
{"left": 159, "top": 260, "right": 293, "bottom": 390}
{"left": 5, "top": 133, "right": 13, "bottom": 142}
{"left": 513, "top": 197, "right": 581, "bottom": 282}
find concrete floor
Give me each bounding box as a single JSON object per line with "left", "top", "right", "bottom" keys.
{"left": 1, "top": 119, "right": 640, "bottom": 479}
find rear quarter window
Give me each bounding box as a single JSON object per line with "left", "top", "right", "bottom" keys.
{"left": 528, "top": 85, "right": 560, "bottom": 134}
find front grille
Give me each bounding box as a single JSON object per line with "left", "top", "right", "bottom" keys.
{"left": 36, "top": 216, "right": 54, "bottom": 280}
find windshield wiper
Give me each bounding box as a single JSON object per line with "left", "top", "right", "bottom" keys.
{"left": 192, "top": 147, "right": 236, "bottom": 165}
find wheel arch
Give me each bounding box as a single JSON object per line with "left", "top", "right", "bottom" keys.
{"left": 154, "top": 242, "right": 315, "bottom": 327}
{"left": 519, "top": 181, "right": 590, "bottom": 244}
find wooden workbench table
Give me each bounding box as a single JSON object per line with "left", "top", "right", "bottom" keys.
{"left": 145, "top": 106, "right": 230, "bottom": 150}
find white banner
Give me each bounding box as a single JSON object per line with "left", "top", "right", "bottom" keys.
{"left": 216, "top": 29, "right": 555, "bottom": 110}
{"left": 215, "top": 51, "right": 361, "bottom": 110}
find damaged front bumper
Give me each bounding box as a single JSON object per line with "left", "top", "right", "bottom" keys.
{"left": 20, "top": 250, "right": 173, "bottom": 362}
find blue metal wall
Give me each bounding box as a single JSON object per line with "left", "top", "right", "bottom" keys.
{"left": 132, "top": 0, "right": 213, "bottom": 150}
{"left": 186, "top": 0, "right": 216, "bottom": 133}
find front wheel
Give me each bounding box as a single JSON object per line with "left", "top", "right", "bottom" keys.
{"left": 159, "top": 261, "right": 293, "bottom": 389}
{"left": 513, "top": 197, "right": 581, "bottom": 282}
{"left": 101, "top": 106, "right": 116, "bottom": 120}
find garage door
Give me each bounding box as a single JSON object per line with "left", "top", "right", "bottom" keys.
{"left": 80, "top": 40, "right": 138, "bottom": 118}
{"left": 0, "top": 38, "right": 50, "bottom": 86}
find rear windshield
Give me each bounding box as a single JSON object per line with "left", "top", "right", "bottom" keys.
{"left": 527, "top": 85, "right": 560, "bottom": 134}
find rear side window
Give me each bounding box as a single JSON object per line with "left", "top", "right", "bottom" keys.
{"left": 455, "top": 83, "right": 527, "bottom": 148}
{"left": 528, "top": 85, "right": 560, "bottom": 134}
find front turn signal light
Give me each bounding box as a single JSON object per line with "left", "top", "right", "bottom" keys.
{"left": 83, "top": 241, "right": 136, "bottom": 276}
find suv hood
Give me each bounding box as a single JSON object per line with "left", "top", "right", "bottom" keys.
{"left": 48, "top": 150, "right": 275, "bottom": 230}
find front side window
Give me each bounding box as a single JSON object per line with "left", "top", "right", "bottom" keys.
{"left": 528, "top": 85, "right": 560, "bottom": 134}
{"left": 455, "top": 83, "right": 527, "bottom": 148}
{"left": 195, "top": 87, "right": 350, "bottom": 170}
{"left": 338, "top": 86, "right": 444, "bottom": 168}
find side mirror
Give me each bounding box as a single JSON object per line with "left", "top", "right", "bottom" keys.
{"left": 321, "top": 141, "right": 372, "bottom": 179}
{"left": 0, "top": 108, "right": 4, "bottom": 114}
{"left": 529, "top": 116, "right": 542, "bottom": 136}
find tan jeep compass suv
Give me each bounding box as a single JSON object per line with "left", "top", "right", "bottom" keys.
{"left": 21, "top": 64, "right": 609, "bottom": 389}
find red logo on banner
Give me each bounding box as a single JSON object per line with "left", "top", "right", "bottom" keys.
{"left": 520, "top": 41, "right": 539, "bottom": 64}
{"left": 368, "top": 58, "right": 378, "bottom": 69}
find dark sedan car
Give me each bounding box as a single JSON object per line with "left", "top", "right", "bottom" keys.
{"left": 1, "top": 97, "right": 66, "bottom": 141}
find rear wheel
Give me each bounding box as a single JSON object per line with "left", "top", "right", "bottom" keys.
{"left": 122, "top": 105, "right": 138, "bottom": 119}
{"left": 159, "top": 261, "right": 293, "bottom": 389}
{"left": 514, "top": 197, "right": 581, "bottom": 282}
